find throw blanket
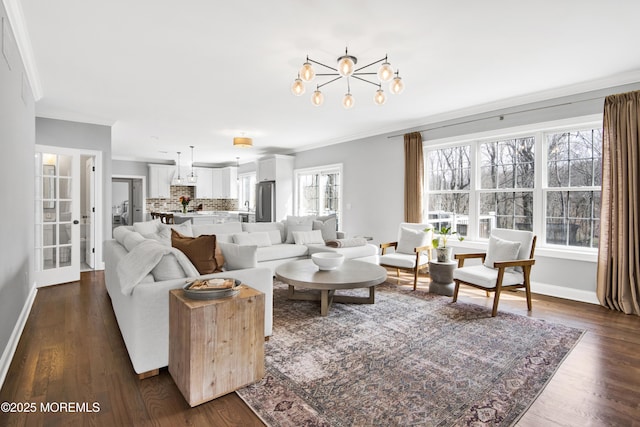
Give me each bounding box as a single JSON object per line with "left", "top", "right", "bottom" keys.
{"left": 117, "top": 239, "right": 199, "bottom": 296}
{"left": 325, "top": 237, "right": 368, "bottom": 248}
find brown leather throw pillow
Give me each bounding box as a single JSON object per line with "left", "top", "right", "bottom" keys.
{"left": 171, "top": 229, "right": 221, "bottom": 274}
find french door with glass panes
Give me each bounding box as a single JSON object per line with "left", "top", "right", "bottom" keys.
{"left": 34, "top": 147, "right": 81, "bottom": 286}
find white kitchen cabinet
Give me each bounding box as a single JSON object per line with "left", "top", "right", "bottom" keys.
{"left": 148, "top": 164, "right": 175, "bottom": 198}
{"left": 194, "top": 167, "right": 213, "bottom": 198}
{"left": 257, "top": 157, "right": 276, "bottom": 182}
{"left": 220, "top": 167, "right": 238, "bottom": 198}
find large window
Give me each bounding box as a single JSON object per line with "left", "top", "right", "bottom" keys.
{"left": 545, "top": 129, "right": 602, "bottom": 248}
{"left": 424, "top": 119, "right": 602, "bottom": 251}
{"left": 295, "top": 164, "right": 342, "bottom": 226}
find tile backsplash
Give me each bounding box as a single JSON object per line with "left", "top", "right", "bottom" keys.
{"left": 146, "top": 186, "right": 238, "bottom": 212}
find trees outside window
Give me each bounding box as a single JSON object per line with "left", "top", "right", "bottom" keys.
{"left": 424, "top": 122, "right": 602, "bottom": 250}
{"left": 545, "top": 129, "right": 602, "bottom": 248}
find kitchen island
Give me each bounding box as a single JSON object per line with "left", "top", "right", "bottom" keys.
{"left": 172, "top": 211, "right": 241, "bottom": 224}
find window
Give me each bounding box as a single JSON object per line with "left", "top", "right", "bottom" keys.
{"left": 479, "top": 137, "right": 535, "bottom": 237}
{"left": 294, "top": 164, "right": 342, "bottom": 226}
{"left": 238, "top": 172, "right": 256, "bottom": 211}
{"left": 424, "top": 118, "right": 602, "bottom": 251}
{"left": 544, "top": 129, "right": 602, "bottom": 248}
{"left": 426, "top": 146, "right": 470, "bottom": 236}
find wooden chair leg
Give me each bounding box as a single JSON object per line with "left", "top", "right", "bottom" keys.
{"left": 452, "top": 280, "right": 460, "bottom": 302}
{"left": 396, "top": 268, "right": 400, "bottom": 277}
{"left": 485, "top": 291, "right": 490, "bottom": 297}
{"left": 413, "top": 268, "right": 418, "bottom": 291}
{"left": 525, "top": 278, "right": 532, "bottom": 311}
{"left": 491, "top": 287, "right": 502, "bottom": 317}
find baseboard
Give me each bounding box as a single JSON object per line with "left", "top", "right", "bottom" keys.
{"left": 531, "top": 281, "right": 599, "bottom": 305}
{"left": 0, "top": 284, "right": 38, "bottom": 390}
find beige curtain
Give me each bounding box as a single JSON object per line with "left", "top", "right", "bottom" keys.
{"left": 596, "top": 90, "right": 640, "bottom": 315}
{"left": 404, "top": 132, "right": 424, "bottom": 223}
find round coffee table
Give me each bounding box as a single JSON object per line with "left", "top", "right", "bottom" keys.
{"left": 275, "top": 259, "right": 387, "bottom": 316}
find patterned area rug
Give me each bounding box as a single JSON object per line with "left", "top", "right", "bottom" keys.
{"left": 236, "top": 282, "right": 584, "bottom": 427}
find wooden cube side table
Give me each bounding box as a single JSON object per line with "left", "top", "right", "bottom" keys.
{"left": 169, "top": 286, "right": 265, "bottom": 407}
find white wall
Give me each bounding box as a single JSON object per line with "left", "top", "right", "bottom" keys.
{"left": 0, "top": 2, "right": 36, "bottom": 386}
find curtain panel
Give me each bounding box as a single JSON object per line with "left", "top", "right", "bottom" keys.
{"left": 404, "top": 132, "right": 424, "bottom": 223}
{"left": 597, "top": 90, "right": 640, "bottom": 315}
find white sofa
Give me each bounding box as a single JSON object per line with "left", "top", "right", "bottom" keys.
{"left": 104, "top": 222, "right": 273, "bottom": 376}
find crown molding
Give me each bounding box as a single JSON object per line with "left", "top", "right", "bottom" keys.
{"left": 3, "top": 0, "right": 42, "bottom": 100}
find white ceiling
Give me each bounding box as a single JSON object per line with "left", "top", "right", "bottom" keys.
{"left": 13, "top": 0, "right": 640, "bottom": 166}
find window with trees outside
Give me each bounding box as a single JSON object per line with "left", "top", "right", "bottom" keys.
{"left": 295, "top": 164, "right": 342, "bottom": 227}
{"left": 238, "top": 172, "right": 256, "bottom": 211}
{"left": 424, "top": 120, "right": 602, "bottom": 250}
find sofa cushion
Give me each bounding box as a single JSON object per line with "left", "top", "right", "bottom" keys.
{"left": 218, "top": 242, "right": 258, "bottom": 270}
{"left": 162, "top": 221, "right": 193, "bottom": 237}
{"left": 193, "top": 222, "right": 243, "bottom": 236}
{"left": 123, "top": 231, "right": 147, "bottom": 252}
{"left": 113, "top": 226, "right": 133, "bottom": 246}
{"left": 151, "top": 254, "right": 190, "bottom": 281}
{"left": 133, "top": 219, "right": 161, "bottom": 235}
{"left": 171, "top": 230, "right": 220, "bottom": 274}
{"left": 257, "top": 244, "right": 308, "bottom": 262}
{"left": 285, "top": 216, "right": 315, "bottom": 243}
{"left": 313, "top": 214, "right": 338, "bottom": 241}
{"left": 292, "top": 230, "right": 325, "bottom": 244}
{"left": 234, "top": 231, "right": 272, "bottom": 247}
{"left": 242, "top": 222, "right": 285, "bottom": 243}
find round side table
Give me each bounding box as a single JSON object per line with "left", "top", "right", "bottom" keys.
{"left": 428, "top": 260, "right": 457, "bottom": 296}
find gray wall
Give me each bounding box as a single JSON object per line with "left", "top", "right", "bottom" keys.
{"left": 0, "top": 3, "right": 36, "bottom": 381}
{"left": 36, "top": 118, "right": 112, "bottom": 267}
{"left": 294, "top": 82, "right": 640, "bottom": 302}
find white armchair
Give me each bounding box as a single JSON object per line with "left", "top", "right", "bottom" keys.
{"left": 452, "top": 228, "right": 536, "bottom": 316}
{"left": 379, "top": 223, "right": 433, "bottom": 290}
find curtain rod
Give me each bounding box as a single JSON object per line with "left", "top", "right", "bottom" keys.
{"left": 386, "top": 95, "right": 605, "bottom": 139}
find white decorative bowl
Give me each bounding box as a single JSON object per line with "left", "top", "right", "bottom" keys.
{"left": 311, "top": 253, "right": 345, "bottom": 270}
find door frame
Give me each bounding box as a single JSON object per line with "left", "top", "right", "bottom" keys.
{"left": 112, "top": 174, "right": 147, "bottom": 224}
{"left": 34, "top": 145, "right": 103, "bottom": 286}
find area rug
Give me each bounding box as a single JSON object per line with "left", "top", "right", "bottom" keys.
{"left": 236, "top": 282, "right": 584, "bottom": 427}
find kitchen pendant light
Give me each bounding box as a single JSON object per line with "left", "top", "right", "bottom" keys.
{"left": 187, "top": 145, "right": 197, "bottom": 184}
{"left": 175, "top": 151, "right": 184, "bottom": 185}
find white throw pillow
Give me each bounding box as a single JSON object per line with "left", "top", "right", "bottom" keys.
{"left": 266, "top": 229, "right": 283, "bottom": 245}
{"left": 285, "top": 216, "right": 315, "bottom": 243}
{"left": 396, "top": 227, "right": 430, "bottom": 254}
{"left": 484, "top": 236, "right": 521, "bottom": 270}
{"left": 123, "top": 232, "right": 146, "bottom": 252}
{"left": 233, "top": 231, "right": 272, "bottom": 247}
{"left": 313, "top": 214, "right": 338, "bottom": 241}
{"left": 292, "top": 229, "right": 325, "bottom": 245}
{"left": 162, "top": 221, "right": 193, "bottom": 237}
{"left": 218, "top": 242, "right": 258, "bottom": 270}
{"left": 133, "top": 219, "right": 161, "bottom": 235}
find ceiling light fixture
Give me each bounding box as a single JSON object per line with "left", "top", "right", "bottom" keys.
{"left": 187, "top": 145, "right": 197, "bottom": 184}
{"left": 233, "top": 134, "right": 253, "bottom": 148}
{"left": 291, "top": 47, "right": 404, "bottom": 108}
{"left": 175, "top": 151, "right": 184, "bottom": 185}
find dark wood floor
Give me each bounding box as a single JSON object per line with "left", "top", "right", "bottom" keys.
{"left": 1, "top": 270, "right": 639, "bottom": 426}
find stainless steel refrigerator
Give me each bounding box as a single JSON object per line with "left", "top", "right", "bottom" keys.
{"left": 256, "top": 180, "right": 275, "bottom": 222}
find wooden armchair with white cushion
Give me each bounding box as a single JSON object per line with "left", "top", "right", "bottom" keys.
{"left": 452, "top": 228, "right": 536, "bottom": 317}
{"left": 379, "top": 223, "right": 433, "bottom": 290}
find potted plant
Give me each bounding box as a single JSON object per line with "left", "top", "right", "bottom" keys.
{"left": 424, "top": 226, "right": 464, "bottom": 262}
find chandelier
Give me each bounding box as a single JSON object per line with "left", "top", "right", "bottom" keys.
{"left": 291, "top": 47, "right": 404, "bottom": 108}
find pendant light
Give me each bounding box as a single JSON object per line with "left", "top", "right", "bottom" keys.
{"left": 187, "top": 145, "right": 197, "bottom": 183}
{"left": 175, "top": 152, "right": 184, "bottom": 185}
